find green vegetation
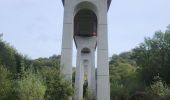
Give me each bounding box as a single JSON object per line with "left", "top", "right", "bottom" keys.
{"left": 40, "top": 67, "right": 73, "bottom": 100}
{"left": 149, "top": 76, "right": 170, "bottom": 100}
{"left": 0, "top": 36, "right": 73, "bottom": 100}
{"left": 0, "top": 65, "right": 12, "bottom": 100}
{"left": 110, "top": 25, "right": 170, "bottom": 100}
{"left": 12, "top": 71, "right": 46, "bottom": 100}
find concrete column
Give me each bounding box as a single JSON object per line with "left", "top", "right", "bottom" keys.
{"left": 97, "top": 23, "right": 110, "bottom": 100}
{"left": 91, "top": 49, "right": 96, "bottom": 99}
{"left": 61, "top": 2, "right": 73, "bottom": 100}
{"left": 75, "top": 49, "right": 84, "bottom": 100}
{"left": 74, "top": 36, "right": 97, "bottom": 100}
{"left": 61, "top": 22, "right": 73, "bottom": 80}
{"left": 61, "top": 0, "right": 73, "bottom": 80}
{"left": 87, "top": 52, "right": 92, "bottom": 100}
{"left": 60, "top": 23, "right": 73, "bottom": 100}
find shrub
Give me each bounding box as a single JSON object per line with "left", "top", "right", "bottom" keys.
{"left": 12, "top": 71, "right": 46, "bottom": 100}
{"left": 128, "top": 92, "right": 153, "bottom": 100}
{"left": 0, "top": 65, "right": 12, "bottom": 100}
{"left": 40, "top": 67, "right": 73, "bottom": 100}
{"left": 110, "top": 82, "right": 129, "bottom": 100}
{"left": 150, "top": 76, "right": 170, "bottom": 100}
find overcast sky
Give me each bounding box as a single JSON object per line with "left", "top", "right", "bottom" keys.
{"left": 0, "top": 0, "right": 170, "bottom": 60}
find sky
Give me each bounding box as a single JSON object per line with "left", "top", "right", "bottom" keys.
{"left": 0, "top": 0, "right": 170, "bottom": 61}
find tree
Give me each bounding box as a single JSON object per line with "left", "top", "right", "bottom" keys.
{"left": 0, "top": 40, "right": 17, "bottom": 73}
{"left": 109, "top": 52, "right": 144, "bottom": 100}
{"left": 132, "top": 26, "right": 170, "bottom": 85}
{"left": 0, "top": 65, "right": 12, "bottom": 100}
{"left": 32, "top": 55, "right": 61, "bottom": 71}
{"left": 40, "top": 67, "right": 73, "bottom": 100}
{"left": 150, "top": 76, "right": 170, "bottom": 100}
{"left": 110, "top": 52, "right": 136, "bottom": 66}
{"left": 11, "top": 70, "right": 46, "bottom": 100}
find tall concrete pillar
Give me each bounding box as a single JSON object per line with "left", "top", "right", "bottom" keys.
{"left": 97, "top": 18, "right": 110, "bottom": 100}
{"left": 61, "top": 0, "right": 73, "bottom": 80}
{"left": 61, "top": 1, "right": 73, "bottom": 100}
{"left": 88, "top": 49, "right": 96, "bottom": 99}
{"left": 97, "top": 1, "right": 110, "bottom": 100}
{"left": 61, "top": 0, "right": 112, "bottom": 100}
{"left": 75, "top": 49, "right": 84, "bottom": 100}
{"left": 97, "top": 24, "right": 110, "bottom": 100}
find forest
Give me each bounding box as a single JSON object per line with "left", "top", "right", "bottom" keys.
{"left": 0, "top": 25, "right": 170, "bottom": 100}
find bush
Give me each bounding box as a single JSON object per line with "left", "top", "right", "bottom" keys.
{"left": 150, "top": 76, "right": 170, "bottom": 100}
{"left": 110, "top": 82, "right": 129, "bottom": 100}
{"left": 11, "top": 71, "right": 46, "bottom": 100}
{"left": 0, "top": 65, "right": 12, "bottom": 100}
{"left": 110, "top": 61, "right": 144, "bottom": 100}
{"left": 128, "top": 92, "right": 153, "bottom": 100}
{"left": 40, "top": 67, "right": 73, "bottom": 100}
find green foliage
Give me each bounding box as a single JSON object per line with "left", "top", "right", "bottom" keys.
{"left": 150, "top": 76, "right": 170, "bottom": 100}
{"left": 40, "top": 67, "right": 73, "bottom": 100}
{"left": 110, "top": 82, "right": 129, "bottom": 100}
{"left": 109, "top": 25, "right": 170, "bottom": 100}
{"left": 11, "top": 70, "right": 46, "bottom": 100}
{"left": 132, "top": 26, "right": 170, "bottom": 85}
{"left": 0, "top": 36, "right": 73, "bottom": 100}
{"left": 0, "top": 39, "right": 17, "bottom": 73}
{"left": 0, "top": 38, "right": 32, "bottom": 76}
{"left": 32, "top": 55, "right": 61, "bottom": 71}
{"left": 0, "top": 65, "right": 12, "bottom": 100}
{"left": 109, "top": 52, "right": 145, "bottom": 100}
{"left": 151, "top": 78, "right": 166, "bottom": 97}
{"left": 109, "top": 52, "right": 136, "bottom": 66}
{"left": 128, "top": 92, "right": 152, "bottom": 100}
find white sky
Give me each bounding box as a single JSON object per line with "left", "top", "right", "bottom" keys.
{"left": 0, "top": 0, "right": 170, "bottom": 61}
